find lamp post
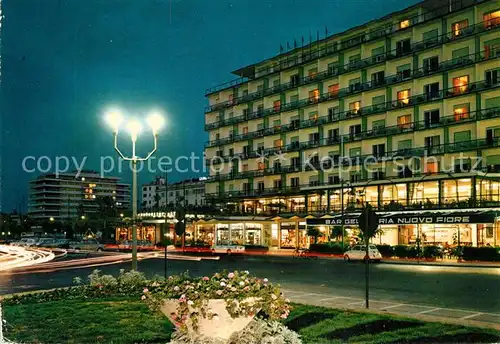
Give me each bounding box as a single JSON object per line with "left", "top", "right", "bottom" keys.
{"left": 105, "top": 109, "right": 164, "bottom": 270}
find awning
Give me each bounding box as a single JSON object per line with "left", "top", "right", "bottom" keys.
{"left": 306, "top": 209, "right": 499, "bottom": 226}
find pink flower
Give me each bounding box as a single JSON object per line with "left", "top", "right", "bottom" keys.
{"left": 143, "top": 288, "right": 149, "bottom": 293}
{"left": 141, "top": 295, "right": 146, "bottom": 300}
{"left": 228, "top": 272, "right": 235, "bottom": 279}
{"left": 281, "top": 314, "right": 288, "bottom": 319}
{"left": 203, "top": 276, "right": 210, "bottom": 281}
{"left": 179, "top": 294, "right": 186, "bottom": 302}
{"left": 220, "top": 282, "right": 226, "bottom": 287}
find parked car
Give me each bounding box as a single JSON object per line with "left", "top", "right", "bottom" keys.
{"left": 70, "top": 239, "right": 104, "bottom": 251}
{"left": 117, "top": 240, "right": 156, "bottom": 252}
{"left": 343, "top": 244, "right": 382, "bottom": 262}
{"left": 35, "top": 238, "right": 57, "bottom": 247}
{"left": 212, "top": 241, "right": 245, "bottom": 255}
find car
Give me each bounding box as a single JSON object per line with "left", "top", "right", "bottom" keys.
{"left": 212, "top": 241, "right": 245, "bottom": 255}
{"left": 35, "top": 238, "right": 56, "bottom": 247}
{"left": 343, "top": 244, "right": 382, "bottom": 262}
{"left": 14, "top": 238, "right": 38, "bottom": 247}
{"left": 70, "top": 239, "right": 104, "bottom": 251}
{"left": 117, "top": 240, "right": 156, "bottom": 252}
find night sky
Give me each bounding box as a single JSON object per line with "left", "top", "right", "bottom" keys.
{"left": 1, "top": 0, "right": 419, "bottom": 212}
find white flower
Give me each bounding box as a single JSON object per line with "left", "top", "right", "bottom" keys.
{"left": 187, "top": 300, "right": 194, "bottom": 305}
{"left": 220, "top": 282, "right": 226, "bottom": 287}
{"left": 141, "top": 295, "right": 146, "bottom": 300}
{"left": 271, "top": 294, "right": 277, "bottom": 300}
{"left": 263, "top": 278, "right": 269, "bottom": 283}
{"left": 285, "top": 298, "right": 290, "bottom": 303}
{"left": 244, "top": 270, "right": 249, "bottom": 274}
{"left": 239, "top": 281, "right": 245, "bottom": 286}
{"left": 213, "top": 315, "right": 219, "bottom": 321}
{"left": 174, "top": 286, "right": 180, "bottom": 291}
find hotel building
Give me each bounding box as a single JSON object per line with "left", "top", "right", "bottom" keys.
{"left": 29, "top": 171, "right": 130, "bottom": 221}
{"left": 201, "top": 0, "right": 500, "bottom": 249}
{"left": 141, "top": 177, "right": 206, "bottom": 210}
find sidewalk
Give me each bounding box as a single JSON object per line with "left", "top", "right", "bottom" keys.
{"left": 282, "top": 288, "right": 500, "bottom": 330}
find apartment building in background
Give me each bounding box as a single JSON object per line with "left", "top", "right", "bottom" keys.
{"left": 141, "top": 177, "right": 206, "bottom": 210}
{"left": 29, "top": 171, "right": 130, "bottom": 220}
{"left": 200, "top": 0, "right": 500, "bottom": 249}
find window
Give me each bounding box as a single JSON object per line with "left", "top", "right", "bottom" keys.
{"left": 372, "top": 144, "right": 385, "bottom": 157}
{"left": 273, "top": 119, "right": 281, "bottom": 128}
{"left": 257, "top": 182, "right": 265, "bottom": 192}
{"left": 372, "top": 46, "right": 385, "bottom": 59}
{"left": 328, "top": 107, "right": 339, "bottom": 121}
{"left": 454, "top": 130, "right": 471, "bottom": 143}
{"left": 290, "top": 136, "right": 300, "bottom": 148}
{"left": 328, "top": 175, "right": 340, "bottom": 184}
{"left": 327, "top": 62, "right": 338, "bottom": 75}
{"left": 274, "top": 139, "right": 283, "bottom": 148}
{"left": 328, "top": 128, "right": 339, "bottom": 143}
{"left": 349, "top": 101, "right": 361, "bottom": 114}
{"left": 309, "top": 175, "right": 319, "bottom": 187}
{"left": 258, "top": 162, "right": 265, "bottom": 170}
{"left": 372, "top": 119, "right": 385, "bottom": 131}
{"left": 257, "top": 122, "right": 264, "bottom": 131}
{"left": 257, "top": 142, "right": 264, "bottom": 152}
{"left": 486, "top": 68, "right": 499, "bottom": 85}
{"left": 349, "top": 147, "right": 361, "bottom": 156}
{"left": 349, "top": 54, "right": 361, "bottom": 67}
{"left": 397, "top": 64, "right": 411, "bottom": 79}
{"left": 229, "top": 148, "right": 234, "bottom": 156}
{"left": 309, "top": 111, "right": 318, "bottom": 122}
{"left": 453, "top": 75, "right": 469, "bottom": 94}
{"left": 308, "top": 68, "right": 318, "bottom": 78}
{"left": 396, "top": 39, "right": 411, "bottom": 56}
{"left": 452, "top": 47, "right": 469, "bottom": 62}
{"left": 397, "top": 89, "right": 411, "bottom": 105}
{"left": 291, "top": 157, "right": 300, "bottom": 168}
{"left": 399, "top": 19, "right": 410, "bottom": 29}
{"left": 243, "top": 145, "right": 249, "bottom": 156}
{"left": 215, "top": 133, "right": 220, "bottom": 140}
{"left": 273, "top": 179, "right": 282, "bottom": 189}
{"left": 257, "top": 84, "right": 264, "bottom": 92}
{"left": 423, "top": 29, "right": 438, "bottom": 43}
{"left": 243, "top": 182, "right": 250, "bottom": 192}
{"left": 398, "top": 139, "right": 412, "bottom": 151}
{"left": 451, "top": 19, "right": 468, "bottom": 38}
{"left": 273, "top": 160, "right": 281, "bottom": 171}
{"left": 371, "top": 71, "right": 385, "bottom": 86}
{"left": 242, "top": 108, "right": 249, "bottom": 118}
{"left": 273, "top": 79, "right": 280, "bottom": 87}
{"left": 349, "top": 77, "right": 361, "bottom": 91}
{"left": 424, "top": 109, "right": 440, "bottom": 127}
{"left": 290, "top": 74, "right": 300, "bottom": 86}
{"left": 425, "top": 161, "right": 439, "bottom": 174}
{"left": 243, "top": 127, "right": 248, "bottom": 134}
{"left": 484, "top": 10, "right": 500, "bottom": 29}
{"left": 424, "top": 82, "right": 440, "bottom": 99}
{"left": 290, "top": 94, "right": 299, "bottom": 103}
{"left": 350, "top": 171, "right": 362, "bottom": 183}
{"left": 425, "top": 135, "right": 440, "bottom": 148}
{"left": 242, "top": 90, "right": 248, "bottom": 97}
{"left": 328, "top": 83, "right": 339, "bottom": 96}
{"left": 397, "top": 114, "right": 411, "bottom": 129}
{"left": 257, "top": 104, "right": 264, "bottom": 113}
{"left": 349, "top": 124, "right": 362, "bottom": 136}
{"left": 291, "top": 177, "right": 300, "bottom": 187}
{"left": 372, "top": 95, "right": 385, "bottom": 109}
{"left": 423, "top": 56, "right": 439, "bottom": 73}
{"left": 453, "top": 104, "right": 470, "bottom": 121}
{"left": 273, "top": 100, "right": 281, "bottom": 112}
{"left": 309, "top": 89, "right": 320, "bottom": 102}
{"left": 309, "top": 132, "right": 320, "bottom": 144}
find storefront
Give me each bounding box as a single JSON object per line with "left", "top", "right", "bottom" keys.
{"left": 194, "top": 218, "right": 272, "bottom": 246}
{"left": 115, "top": 223, "right": 160, "bottom": 243}
{"left": 306, "top": 209, "right": 500, "bottom": 247}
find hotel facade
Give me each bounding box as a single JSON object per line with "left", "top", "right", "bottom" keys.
{"left": 200, "top": 0, "right": 500, "bottom": 249}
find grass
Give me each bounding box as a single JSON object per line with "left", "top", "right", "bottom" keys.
{"left": 3, "top": 299, "right": 499, "bottom": 343}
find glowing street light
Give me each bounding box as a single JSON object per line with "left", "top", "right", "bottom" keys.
{"left": 104, "top": 108, "right": 164, "bottom": 270}
{"left": 49, "top": 217, "right": 55, "bottom": 222}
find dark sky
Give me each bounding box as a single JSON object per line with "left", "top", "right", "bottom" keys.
{"left": 1, "top": 0, "right": 419, "bottom": 212}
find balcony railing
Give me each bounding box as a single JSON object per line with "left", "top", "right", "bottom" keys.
{"left": 205, "top": 47, "right": 499, "bottom": 131}
{"left": 207, "top": 137, "right": 500, "bottom": 181}
{"left": 205, "top": 0, "right": 487, "bottom": 96}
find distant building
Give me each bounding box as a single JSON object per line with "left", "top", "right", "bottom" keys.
{"left": 28, "top": 171, "right": 130, "bottom": 220}
{"left": 141, "top": 177, "right": 206, "bottom": 210}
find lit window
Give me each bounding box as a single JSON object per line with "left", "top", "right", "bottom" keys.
{"left": 243, "top": 127, "right": 248, "bottom": 134}
{"left": 399, "top": 19, "right": 410, "bottom": 29}
{"left": 228, "top": 94, "right": 233, "bottom": 104}
{"left": 349, "top": 101, "right": 361, "bottom": 114}
{"left": 452, "top": 19, "right": 468, "bottom": 38}
{"left": 453, "top": 75, "right": 469, "bottom": 94}
{"left": 273, "top": 100, "right": 281, "bottom": 112}
{"left": 425, "top": 161, "right": 439, "bottom": 174}
{"left": 274, "top": 139, "right": 283, "bottom": 148}
{"left": 454, "top": 106, "right": 470, "bottom": 121}
{"left": 397, "top": 114, "right": 412, "bottom": 129}
{"left": 484, "top": 10, "right": 500, "bottom": 29}
{"left": 258, "top": 162, "right": 265, "bottom": 170}
{"left": 309, "top": 89, "right": 320, "bottom": 102}
{"left": 328, "top": 84, "right": 339, "bottom": 96}
{"left": 397, "top": 89, "right": 411, "bottom": 105}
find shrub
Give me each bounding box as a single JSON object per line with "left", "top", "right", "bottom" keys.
{"left": 376, "top": 245, "right": 394, "bottom": 258}
{"left": 462, "top": 246, "right": 499, "bottom": 262}
{"left": 422, "top": 245, "right": 443, "bottom": 259}
{"left": 406, "top": 246, "right": 420, "bottom": 258}
{"left": 393, "top": 245, "right": 408, "bottom": 258}
{"left": 309, "top": 243, "right": 345, "bottom": 254}
{"left": 245, "top": 245, "right": 269, "bottom": 252}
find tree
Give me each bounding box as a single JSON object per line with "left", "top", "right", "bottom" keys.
{"left": 330, "top": 226, "right": 348, "bottom": 242}
{"left": 154, "top": 193, "right": 161, "bottom": 212}
{"left": 96, "top": 196, "right": 118, "bottom": 240}
{"left": 306, "top": 227, "right": 322, "bottom": 244}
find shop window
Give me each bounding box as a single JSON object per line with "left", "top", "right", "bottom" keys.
{"left": 245, "top": 224, "right": 261, "bottom": 245}
{"left": 484, "top": 9, "right": 500, "bottom": 29}
{"left": 328, "top": 83, "right": 339, "bottom": 96}
{"left": 451, "top": 19, "right": 468, "bottom": 38}
{"left": 399, "top": 19, "right": 410, "bottom": 29}
{"left": 273, "top": 100, "right": 281, "bottom": 112}
{"left": 349, "top": 101, "right": 361, "bottom": 114}
{"left": 453, "top": 75, "right": 469, "bottom": 94}
{"left": 453, "top": 104, "right": 470, "bottom": 121}
{"left": 397, "top": 89, "right": 411, "bottom": 105}
{"left": 397, "top": 114, "right": 412, "bottom": 129}
{"left": 309, "top": 89, "right": 320, "bottom": 102}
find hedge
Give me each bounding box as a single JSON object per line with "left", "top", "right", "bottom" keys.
{"left": 376, "top": 245, "right": 394, "bottom": 258}
{"left": 461, "top": 246, "right": 499, "bottom": 262}
{"left": 309, "top": 243, "right": 346, "bottom": 254}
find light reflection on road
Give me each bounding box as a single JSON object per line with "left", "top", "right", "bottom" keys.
{"left": 376, "top": 262, "right": 500, "bottom": 275}
{"left": 0, "top": 245, "right": 55, "bottom": 271}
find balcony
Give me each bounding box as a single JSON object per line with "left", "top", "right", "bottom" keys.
{"left": 205, "top": 48, "right": 499, "bottom": 131}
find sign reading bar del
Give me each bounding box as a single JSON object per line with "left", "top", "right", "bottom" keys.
{"left": 306, "top": 212, "right": 496, "bottom": 226}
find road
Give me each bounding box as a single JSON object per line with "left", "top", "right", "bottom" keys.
{"left": 0, "top": 255, "right": 499, "bottom": 315}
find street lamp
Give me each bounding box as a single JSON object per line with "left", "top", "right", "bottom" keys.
{"left": 105, "top": 108, "right": 164, "bottom": 270}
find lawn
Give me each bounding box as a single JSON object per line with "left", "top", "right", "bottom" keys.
{"left": 2, "top": 299, "right": 499, "bottom": 344}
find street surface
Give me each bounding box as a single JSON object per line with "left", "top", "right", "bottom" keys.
{"left": 0, "top": 254, "right": 499, "bottom": 326}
